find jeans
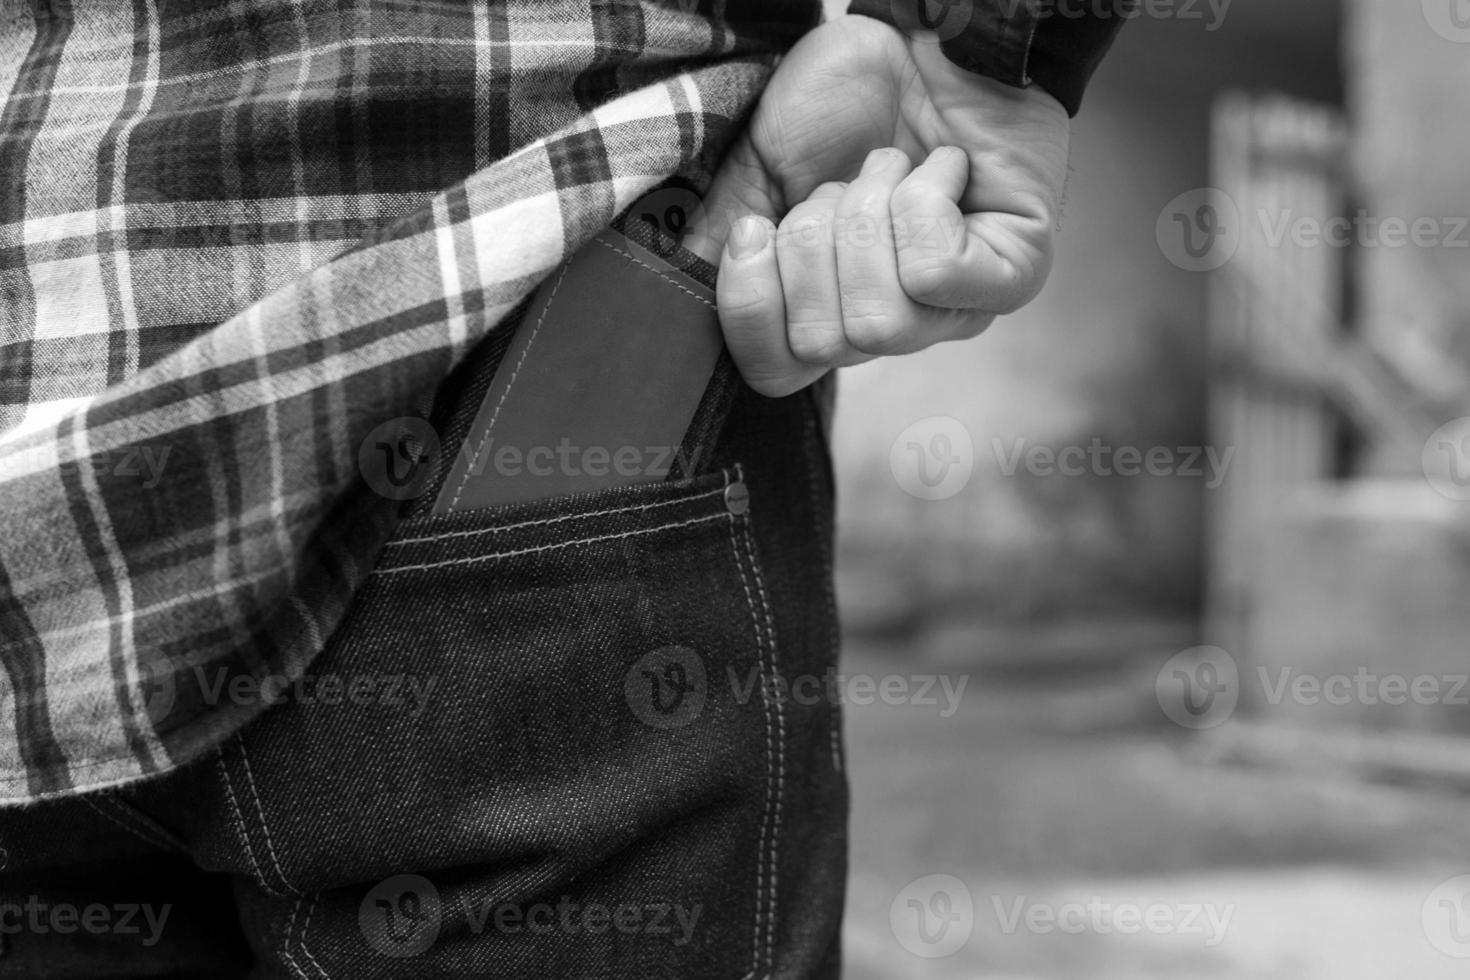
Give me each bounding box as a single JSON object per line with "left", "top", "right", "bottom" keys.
{"left": 0, "top": 231, "right": 847, "bottom": 978}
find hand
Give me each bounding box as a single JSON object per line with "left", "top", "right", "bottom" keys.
{"left": 690, "top": 14, "right": 1071, "bottom": 397}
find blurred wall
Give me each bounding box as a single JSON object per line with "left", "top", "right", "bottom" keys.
{"left": 1347, "top": 0, "right": 1470, "bottom": 456}
{"left": 820, "top": 0, "right": 1343, "bottom": 631}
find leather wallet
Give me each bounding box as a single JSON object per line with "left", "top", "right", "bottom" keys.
{"left": 432, "top": 228, "right": 725, "bottom": 513}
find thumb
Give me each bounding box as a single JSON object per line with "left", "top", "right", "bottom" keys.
{"left": 683, "top": 132, "right": 782, "bottom": 265}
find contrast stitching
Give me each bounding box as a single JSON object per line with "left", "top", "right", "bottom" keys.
{"left": 592, "top": 236, "right": 716, "bottom": 310}
{"left": 238, "top": 738, "right": 298, "bottom": 896}
{"left": 446, "top": 259, "right": 573, "bottom": 513}
{"left": 385, "top": 484, "right": 727, "bottom": 548}
{"left": 281, "top": 897, "right": 312, "bottom": 980}
{"left": 218, "top": 752, "right": 282, "bottom": 898}
{"left": 729, "top": 513, "right": 777, "bottom": 980}
{"left": 297, "top": 893, "right": 331, "bottom": 980}
{"left": 742, "top": 522, "right": 786, "bottom": 975}
{"left": 374, "top": 512, "right": 726, "bottom": 575}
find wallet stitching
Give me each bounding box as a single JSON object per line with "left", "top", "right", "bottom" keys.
{"left": 592, "top": 236, "right": 716, "bottom": 310}
{"left": 386, "top": 479, "right": 729, "bottom": 548}
{"left": 445, "top": 259, "right": 574, "bottom": 513}
{"left": 373, "top": 512, "right": 727, "bottom": 575}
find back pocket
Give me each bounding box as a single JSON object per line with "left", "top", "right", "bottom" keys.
{"left": 206, "top": 464, "right": 788, "bottom": 979}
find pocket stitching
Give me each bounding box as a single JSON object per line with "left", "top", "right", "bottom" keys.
{"left": 387, "top": 482, "right": 728, "bottom": 549}
{"left": 727, "top": 513, "right": 784, "bottom": 980}
{"left": 374, "top": 511, "right": 730, "bottom": 576}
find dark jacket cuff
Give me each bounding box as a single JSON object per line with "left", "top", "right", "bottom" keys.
{"left": 847, "top": 0, "right": 1129, "bottom": 116}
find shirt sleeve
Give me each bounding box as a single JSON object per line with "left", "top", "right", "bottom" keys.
{"left": 846, "top": 0, "right": 1131, "bottom": 116}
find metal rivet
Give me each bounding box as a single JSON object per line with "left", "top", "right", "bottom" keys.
{"left": 724, "top": 480, "right": 750, "bottom": 516}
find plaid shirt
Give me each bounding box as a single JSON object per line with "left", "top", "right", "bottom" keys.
{"left": 0, "top": 0, "right": 814, "bottom": 804}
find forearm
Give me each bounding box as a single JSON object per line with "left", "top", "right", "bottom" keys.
{"left": 846, "top": 0, "right": 1131, "bottom": 115}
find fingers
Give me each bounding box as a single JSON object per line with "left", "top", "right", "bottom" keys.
{"left": 777, "top": 182, "right": 849, "bottom": 366}
{"left": 833, "top": 147, "right": 924, "bottom": 357}
{"left": 717, "top": 215, "right": 828, "bottom": 398}
{"left": 719, "top": 147, "right": 1006, "bottom": 397}
{"left": 892, "top": 146, "right": 1055, "bottom": 314}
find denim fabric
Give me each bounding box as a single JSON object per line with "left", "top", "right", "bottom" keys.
{"left": 0, "top": 236, "right": 847, "bottom": 978}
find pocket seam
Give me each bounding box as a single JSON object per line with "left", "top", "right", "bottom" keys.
{"left": 373, "top": 511, "right": 731, "bottom": 576}
{"left": 386, "top": 482, "right": 729, "bottom": 549}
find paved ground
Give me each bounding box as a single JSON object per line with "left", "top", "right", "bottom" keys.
{"left": 837, "top": 635, "right": 1470, "bottom": 979}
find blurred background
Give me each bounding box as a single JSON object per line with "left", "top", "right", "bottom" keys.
{"left": 821, "top": 0, "right": 1470, "bottom": 976}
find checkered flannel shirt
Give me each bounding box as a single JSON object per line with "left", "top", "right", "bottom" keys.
{"left": 0, "top": 0, "right": 1124, "bottom": 804}
{"left": 0, "top": 0, "right": 815, "bottom": 804}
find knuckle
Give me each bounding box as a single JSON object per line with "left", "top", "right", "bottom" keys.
{"left": 896, "top": 256, "right": 955, "bottom": 305}
{"left": 842, "top": 309, "right": 909, "bottom": 356}
{"left": 787, "top": 320, "right": 848, "bottom": 366}
{"left": 717, "top": 280, "right": 776, "bottom": 322}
